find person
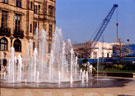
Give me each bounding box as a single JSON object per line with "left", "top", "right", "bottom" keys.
{"left": 1, "top": 66, "right": 6, "bottom": 72}
{"left": 89, "top": 63, "right": 93, "bottom": 77}
{"left": 81, "top": 58, "right": 89, "bottom": 83}
{"left": 0, "top": 64, "right": 1, "bottom": 71}
{"left": 3, "top": 59, "right": 7, "bottom": 67}
{"left": 81, "top": 58, "right": 89, "bottom": 72}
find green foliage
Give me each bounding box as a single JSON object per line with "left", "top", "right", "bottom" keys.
{"left": 92, "top": 67, "right": 96, "bottom": 71}
{"left": 119, "top": 64, "right": 124, "bottom": 69}
{"left": 112, "top": 64, "right": 125, "bottom": 69}
{"left": 99, "top": 62, "right": 135, "bottom": 73}
{"left": 113, "top": 64, "right": 118, "bottom": 68}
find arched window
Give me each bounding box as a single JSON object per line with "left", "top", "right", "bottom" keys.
{"left": 14, "top": 39, "right": 21, "bottom": 52}
{"left": 0, "top": 38, "right": 8, "bottom": 51}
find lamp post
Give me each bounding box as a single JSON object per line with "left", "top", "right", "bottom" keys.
{"left": 127, "top": 39, "right": 130, "bottom": 56}
{"left": 127, "top": 39, "right": 130, "bottom": 49}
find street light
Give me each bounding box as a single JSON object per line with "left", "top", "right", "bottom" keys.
{"left": 127, "top": 39, "right": 129, "bottom": 42}
{"left": 127, "top": 39, "right": 130, "bottom": 45}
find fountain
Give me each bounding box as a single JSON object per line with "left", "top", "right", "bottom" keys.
{"left": 0, "top": 27, "right": 132, "bottom": 89}
{"left": 5, "top": 27, "right": 80, "bottom": 83}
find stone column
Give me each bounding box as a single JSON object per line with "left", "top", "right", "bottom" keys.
{"left": 8, "top": 11, "right": 15, "bottom": 36}
{"left": 8, "top": 11, "right": 15, "bottom": 47}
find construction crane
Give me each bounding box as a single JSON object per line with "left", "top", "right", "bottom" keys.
{"left": 85, "top": 4, "right": 118, "bottom": 58}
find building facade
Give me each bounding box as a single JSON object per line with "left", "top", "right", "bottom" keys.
{"left": 0, "top": 0, "right": 55, "bottom": 61}
{"left": 73, "top": 42, "right": 113, "bottom": 59}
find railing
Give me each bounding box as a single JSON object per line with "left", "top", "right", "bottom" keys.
{"left": 13, "top": 29, "right": 24, "bottom": 38}
{"left": 0, "top": 27, "right": 11, "bottom": 37}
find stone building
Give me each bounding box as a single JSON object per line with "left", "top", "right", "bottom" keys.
{"left": 73, "top": 42, "right": 113, "bottom": 59}
{"left": 0, "top": 0, "right": 56, "bottom": 63}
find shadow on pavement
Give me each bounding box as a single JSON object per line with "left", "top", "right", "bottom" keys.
{"left": 118, "top": 95, "right": 135, "bottom": 96}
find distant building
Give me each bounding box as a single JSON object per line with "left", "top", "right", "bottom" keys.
{"left": 75, "top": 42, "right": 135, "bottom": 64}
{"left": 113, "top": 44, "right": 135, "bottom": 57}
{"left": 0, "top": 0, "right": 56, "bottom": 62}
{"left": 73, "top": 42, "right": 113, "bottom": 59}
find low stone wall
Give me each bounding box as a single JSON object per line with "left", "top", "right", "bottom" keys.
{"left": 98, "top": 72, "right": 135, "bottom": 78}
{"left": 133, "top": 73, "right": 135, "bottom": 78}
{"left": 108, "top": 73, "right": 133, "bottom": 78}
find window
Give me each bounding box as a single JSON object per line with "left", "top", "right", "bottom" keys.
{"left": 33, "top": 22, "right": 37, "bottom": 34}
{"left": 48, "top": 6, "right": 54, "bottom": 16}
{"left": 16, "top": 0, "right": 21, "bottom": 8}
{"left": 0, "top": 38, "right": 8, "bottom": 51}
{"left": 34, "top": 4, "right": 40, "bottom": 14}
{"left": 30, "top": 2, "right": 33, "bottom": 10}
{"left": 15, "top": 14, "right": 21, "bottom": 32}
{"left": 102, "top": 52, "right": 104, "bottom": 58}
{"left": 30, "top": 24, "right": 32, "bottom": 32}
{"left": 38, "top": 5, "right": 40, "bottom": 10}
{"left": 34, "top": 5, "right": 37, "bottom": 14}
{"left": 14, "top": 39, "right": 21, "bottom": 52}
{"left": 3, "top": 0, "right": 8, "bottom": 3}
{"left": 49, "top": 24, "right": 52, "bottom": 38}
{"left": 1, "top": 10, "right": 8, "bottom": 28}
{"left": 93, "top": 52, "right": 97, "bottom": 58}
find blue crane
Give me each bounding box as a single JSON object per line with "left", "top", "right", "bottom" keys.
{"left": 86, "top": 4, "right": 118, "bottom": 58}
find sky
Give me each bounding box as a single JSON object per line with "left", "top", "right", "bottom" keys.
{"left": 56, "top": 0, "right": 135, "bottom": 44}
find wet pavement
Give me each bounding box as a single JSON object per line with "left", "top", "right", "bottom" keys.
{"left": 0, "top": 77, "right": 133, "bottom": 89}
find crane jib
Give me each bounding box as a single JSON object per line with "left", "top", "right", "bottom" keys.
{"left": 88, "top": 4, "right": 118, "bottom": 57}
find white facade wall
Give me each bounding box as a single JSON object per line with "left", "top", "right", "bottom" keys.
{"left": 90, "top": 42, "right": 113, "bottom": 59}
